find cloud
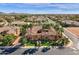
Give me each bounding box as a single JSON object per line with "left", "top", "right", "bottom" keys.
{"left": 50, "top": 3, "right": 79, "bottom": 10}
{"left": 0, "top": 3, "right": 79, "bottom": 14}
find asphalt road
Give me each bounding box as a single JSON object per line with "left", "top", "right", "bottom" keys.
{"left": 0, "top": 47, "right": 79, "bottom": 55}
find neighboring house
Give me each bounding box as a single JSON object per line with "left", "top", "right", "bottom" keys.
{"left": 27, "top": 16, "right": 47, "bottom": 22}
{"left": 0, "top": 22, "right": 5, "bottom": 26}
{"left": 64, "top": 27, "right": 79, "bottom": 48}
{"left": 25, "top": 26, "right": 60, "bottom": 41}
{"left": 62, "top": 20, "right": 79, "bottom": 26}
{"left": 0, "top": 26, "right": 20, "bottom": 36}
{"left": 11, "top": 21, "right": 26, "bottom": 26}
{"left": 0, "top": 26, "right": 20, "bottom": 45}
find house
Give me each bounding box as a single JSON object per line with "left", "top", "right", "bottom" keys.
{"left": 61, "top": 20, "right": 79, "bottom": 26}
{"left": 11, "top": 21, "right": 26, "bottom": 26}
{"left": 0, "top": 26, "right": 20, "bottom": 36}
{"left": 0, "top": 26, "right": 20, "bottom": 45}
{"left": 27, "top": 16, "right": 47, "bottom": 22}
{"left": 25, "top": 26, "right": 60, "bottom": 41}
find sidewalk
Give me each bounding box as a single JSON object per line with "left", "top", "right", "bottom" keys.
{"left": 65, "top": 38, "right": 73, "bottom": 47}
{"left": 23, "top": 46, "right": 35, "bottom": 48}
{"left": 62, "top": 33, "right": 73, "bottom": 47}
{"left": 21, "top": 46, "right": 51, "bottom": 48}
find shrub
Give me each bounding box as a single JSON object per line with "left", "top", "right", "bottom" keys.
{"left": 2, "top": 34, "right": 16, "bottom": 46}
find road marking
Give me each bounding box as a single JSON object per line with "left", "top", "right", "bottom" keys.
{"left": 73, "top": 51, "right": 78, "bottom": 54}
{"left": 70, "top": 47, "right": 78, "bottom": 50}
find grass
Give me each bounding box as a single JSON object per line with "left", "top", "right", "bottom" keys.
{"left": 26, "top": 42, "right": 35, "bottom": 46}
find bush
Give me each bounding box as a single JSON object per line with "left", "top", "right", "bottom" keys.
{"left": 2, "top": 34, "right": 16, "bottom": 46}
{"left": 20, "top": 37, "right": 35, "bottom": 46}
{"left": 50, "top": 38, "right": 69, "bottom": 47}
{"left": 20, "top": 37, "right": 27, "bottom": 45}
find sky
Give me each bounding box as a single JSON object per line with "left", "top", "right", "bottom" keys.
{"left": 0, "top": 3, "right": 79, "bottom": 14}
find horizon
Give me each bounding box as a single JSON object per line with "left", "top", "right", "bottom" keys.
{"left": 0, "top": 3, "right": 79, "bottom": 14}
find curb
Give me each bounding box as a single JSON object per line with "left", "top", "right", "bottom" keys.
{"left": 65, "top": 39, "right": 73, "bottom": 47}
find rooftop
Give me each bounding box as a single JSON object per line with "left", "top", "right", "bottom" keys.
{"left": 26, "top": 26, "right": 57, "bottom": 36}
{"left": 25, "top": 26, "right": 59, "bottom": 40}
{"left": 0, "top": 26, "right": 20, "bottom": 36}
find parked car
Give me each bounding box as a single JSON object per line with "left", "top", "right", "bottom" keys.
{"left": 22, "top": 48, "right": 38, "bottom": 55}
{"left": 58, "top": 45, "right": 64, "bottom": 49}
{"left": 41, "top": 47, "right": 50, "bottom": 52}
{"left": 29, "top": 48, "right": 38, "bottom": 54}
{"left": 0, "top": 45, "right": 20, "bottom": 54}
{"left": 22, "top": 49, "right": 31, "bottom": 55}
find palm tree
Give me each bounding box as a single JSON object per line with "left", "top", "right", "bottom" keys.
{"left": 58, "top": 26, "right": 64, "bottom": 36}
{"left": 42, "top": 23, "right": 50, "bottom": 29}
{"left": 54, "top": 23, "right": 59, "bottom": 31}
{"left": 20, "top": 36, "right": 28, "bottom": 46}
{"left": 27, "top": 23, "right": 33, "bottom": 40}
{"left": 21, "top": 24, "right": 28, "bottom": 36}
{"left": 54, "top": 23, "right": 64, "bottom": 38}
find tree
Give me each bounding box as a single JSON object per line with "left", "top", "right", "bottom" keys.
{"left": 20, "top": 37, "right": 27, "bottom": 46}
{"left": 58, "top": 26, "right": 64, "bottom": 36}
{"left": 54, "top": 23, "right": 64, "bottom": 36}
{"left": 42, "top": 23, "right": 50, "bottom": 29}
{"left": 51, "top": 40, "right": 57, "bottom": 46}
{"left": 0, "top": 35, "right": 3, "bottom": 45}
{"left": 0, "top": 34, "right": 3, "bottom": 40}
{"left": 20, "top": 24, "right": 29, "bottom": 36}
{"left": 28, "top": 23, "right": 33, "bottom": 38}
{"left": 2, "top": 34, "right": 16, "bottom": 46}
{"left": 20, "top": 23, "right": 33, "bottom": 37}
{"left": 28, "top": 23, "right": 32, "bottom": 28}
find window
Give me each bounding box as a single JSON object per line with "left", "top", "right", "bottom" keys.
{"left": 37, "top": 29, "right": 42, "bottom": 33}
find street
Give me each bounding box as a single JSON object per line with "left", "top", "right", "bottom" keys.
{"left": 0, "top": 47, "right": 79, "bottom": 55}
